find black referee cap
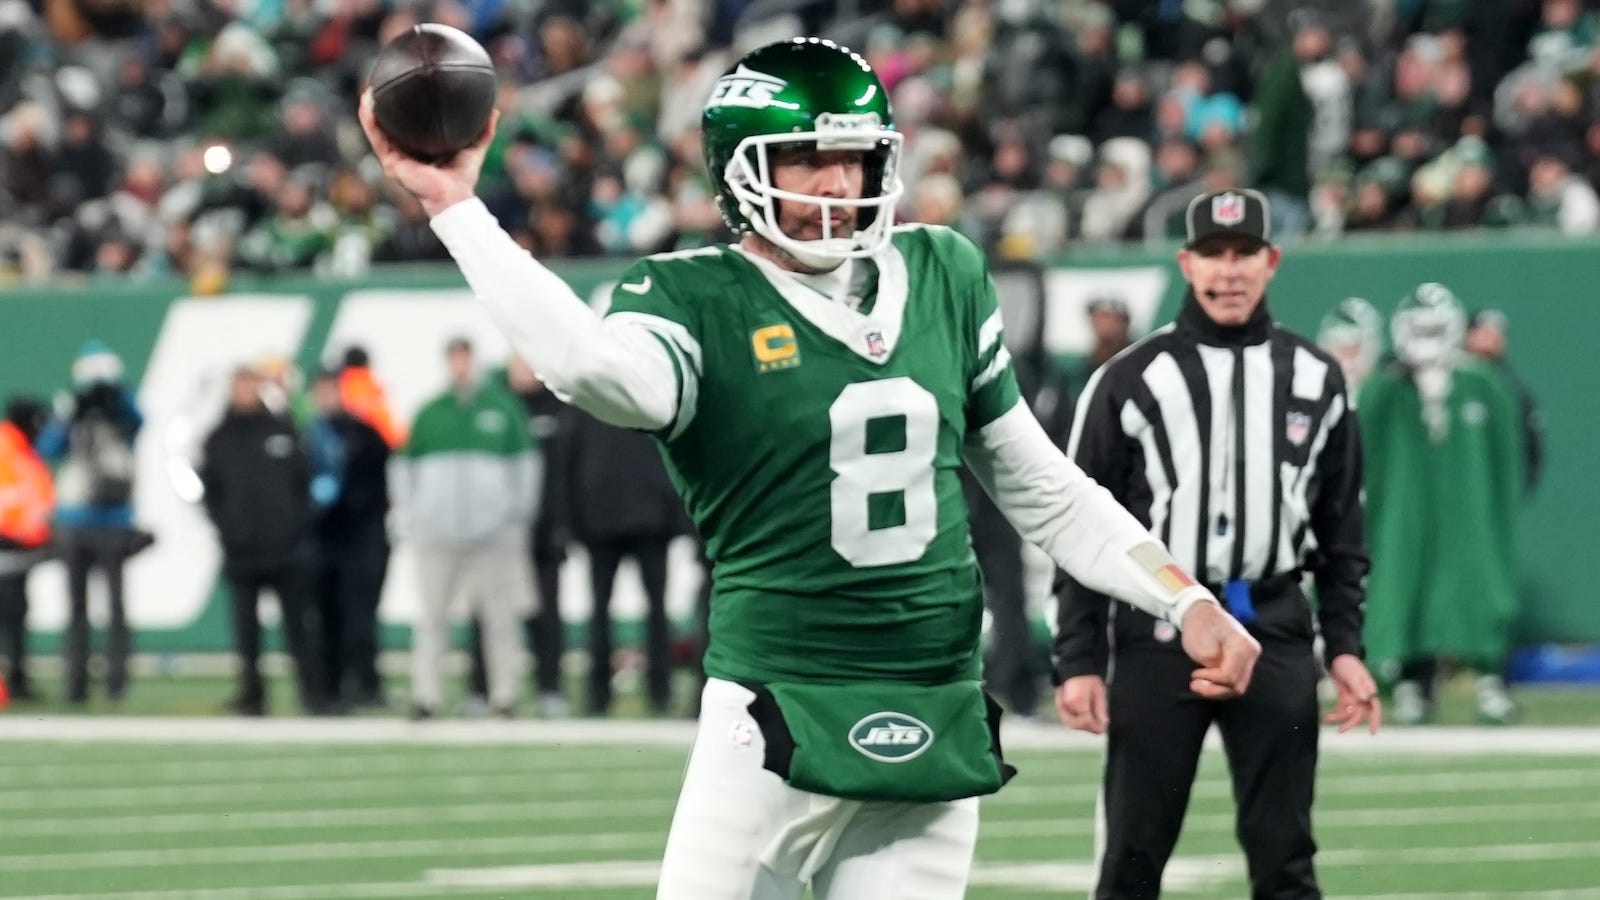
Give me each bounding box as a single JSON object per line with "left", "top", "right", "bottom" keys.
{"left": 1185, "top": 189, "right": 1271, "bottom": 249}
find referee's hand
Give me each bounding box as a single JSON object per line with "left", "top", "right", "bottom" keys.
{"left": 1055, "top": 676, "right": 1109, "bottom": 735}
{"left": 1180, "top": 600, "right": 1261, "bottom": 699}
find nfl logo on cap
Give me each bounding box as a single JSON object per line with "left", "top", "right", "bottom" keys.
{"left": 1212, "top": 192, "right": 1246, "bottom": 226}
{"left": 1185, "top": 187, "right": 1271, "bottom": 247}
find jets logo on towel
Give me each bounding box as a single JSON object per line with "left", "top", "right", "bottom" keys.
{"left": 849, "top": 712, "right": 933, "bottom": 762}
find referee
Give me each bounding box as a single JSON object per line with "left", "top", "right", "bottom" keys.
{"left": 1053, "top": 189, "right": 1381, "bottom": 900}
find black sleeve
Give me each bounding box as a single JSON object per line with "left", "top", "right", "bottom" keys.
{"left": 1050, "top": 368, "right": 1128, "bottom": 683}
{"left": 1307, "top": 380, "right": 1370, "bottom": 665}
{"left": 199, "top": 431, "right": 222, "bottom": 524}
{"left": 340, "top": 420, "right": 392, "bottom": 520}
{"left": 1518, "top": 383, "right": 1544, "bottom": 494}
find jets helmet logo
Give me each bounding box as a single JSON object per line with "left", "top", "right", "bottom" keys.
{"left": 706, "top": 66, "right": 791, "bottom": 110}
{"left": 849, "top": 712, "right": 934, "bottom": 763}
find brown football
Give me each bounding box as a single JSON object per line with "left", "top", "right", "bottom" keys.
{"left": 368, "top": 23, "right": 497, "bottom": 163}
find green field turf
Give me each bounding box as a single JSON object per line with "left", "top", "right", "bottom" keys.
{"left": 2, "top": 717, "right": 1599, "bottom": 899}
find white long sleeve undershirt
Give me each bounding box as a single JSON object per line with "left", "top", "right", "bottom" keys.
{"left": 430, "top": 197, "right": 677, "bottom": 431}
{"left": 964, "top": 402, "right": 1218, "bottom": 626}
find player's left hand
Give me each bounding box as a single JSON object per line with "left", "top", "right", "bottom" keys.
{"left": 1324, "top": 653, "right": 1382, "bottom": 734}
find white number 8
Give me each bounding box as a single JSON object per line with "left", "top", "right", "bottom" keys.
{"left": 828, "top": 378, "right": 939, "bottom": 567}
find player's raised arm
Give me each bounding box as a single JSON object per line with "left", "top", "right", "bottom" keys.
{"left": 358, "top": 92, "right": 679, "bottom": 432}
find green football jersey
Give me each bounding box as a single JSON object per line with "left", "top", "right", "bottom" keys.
{"left": 605, "top": 225, "right": 1022, "bottom": 684}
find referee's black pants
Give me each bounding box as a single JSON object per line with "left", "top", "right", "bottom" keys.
{"left": 1094, "top": 585, "right": 1321, "bottom": 900}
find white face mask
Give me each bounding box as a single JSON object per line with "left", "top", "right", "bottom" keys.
{"left": 1393, "top": 313, "right": 1463, "bottom": 369}
{"left": 724, "top": 123, "right": 905, "bottom": 270}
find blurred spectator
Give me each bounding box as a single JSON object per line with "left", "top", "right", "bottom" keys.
{"left": 201, "top": 365, "right": 327, "bottom": 716}
{"left": 391, "top": 337, "right": 536, "bottom": 719}
{"left": 1253, "top": 27, "right": 1316, "bottom": 240}
{"left": 1061, "top": 294, "right": 1134, "bottom": 403}
{"left": 323, "top": 168, "right": 395, "bottom": 278}
{"left": 1092, "top": 68, "right": 1154, "bottom": 145}
{"left": 1525, "top": 150, "right": 1600, "bottom": 233}
{"left": 468, "top": 355, "right": 575, "bottom": 718}
{"left": 36, "top": 342, "right": 152, "bottom": 706}
{"left": 0, "top": 395, "right": 53, "bottom": 702}
{"left": 307, "top": 368, "right": 391, "bottom": 710}
{"left": 565, "top": 408, "right": 687, "bottom": 716}
{"left": 1079, "top": 137, "right": 1151, "bottom": 242}
{"left": 1464, "top": 308, "right": 1545, "bottom": 494}
{"left": 236, "top": 170, "right": 337, "bottom": 272}
{"left": 265, "top": 82, "right": 342, "bottom": 171}
{"left": 337, "top": 345, "right": 406, "bottom": 449}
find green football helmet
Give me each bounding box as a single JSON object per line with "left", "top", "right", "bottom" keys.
{"left": 1392, "top": 282, "right": 1465, "bottom": 368}
{"left": 1318, "top": 297, "right": 1383, "bottom": 389}
{"left": 702, "top": 37, "right": 903, "bottom": 267}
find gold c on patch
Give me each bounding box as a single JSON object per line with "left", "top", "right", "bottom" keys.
{"left": 751, "top": 323, "right": 802, "bottom": 372}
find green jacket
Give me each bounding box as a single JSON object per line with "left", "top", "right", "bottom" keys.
{"left": 1358, "top": 359, "right": 1524, "bottom": 673}
{"left": 392, "top": 381, "right": 537, "bottom": 545}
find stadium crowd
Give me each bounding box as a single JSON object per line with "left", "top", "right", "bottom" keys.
{"left": 5, "top": 0, "right": 1600, "bottom": 287}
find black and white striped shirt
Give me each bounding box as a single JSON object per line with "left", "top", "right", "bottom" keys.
{"left": 1053, "top": 291, "right": 1368, "bottom": 680}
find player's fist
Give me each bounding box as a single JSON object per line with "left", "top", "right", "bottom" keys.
{"left": 1179, "top": 600, "right": 1260, "bottom": 699}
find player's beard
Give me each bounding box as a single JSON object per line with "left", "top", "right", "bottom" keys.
{"left": 765, "top": 199, "right": 859, "bottom": 274}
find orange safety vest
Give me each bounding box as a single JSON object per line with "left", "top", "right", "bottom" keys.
{"left": 338, "top": 366, "right": 407, "bottom": 449}
{"left": 0, "top": 421, "right": 54, "bottom": 548}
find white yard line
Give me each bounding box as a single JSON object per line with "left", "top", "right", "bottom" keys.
{"left": 0, "top": 768, "right": 678, "bottom": 812}
{"left": 980, "top": 799, "right": 1600, "bottom": 838}
{"left": 1, "top": 797, "right": 676, "bottom": 838}
{"left": 0, "top": 754, "right": 675, "bottom": 791}
{"left": 0, "top": 832, "right": 663, "bottom": 873}
{"left": 4, "top": 716, "right": 1600, "bottom": 754}
{"left": 1203, "top": 887, "right": 1600, "bottom": 899}
{"left": 0, "top": 716, "right": 700, "bottom": 746}
{"left": 5, "top": 883, "right": 472, "bottom": 900}
{"left": 2, "top": 745, "right": 682, "bottom": 784}
{"left": 989, "top": 766, "right": 1600, "bottom": 807}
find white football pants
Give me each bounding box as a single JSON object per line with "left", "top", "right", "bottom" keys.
{"left": 656, "top": 678, "right": 980, "bottom": 899}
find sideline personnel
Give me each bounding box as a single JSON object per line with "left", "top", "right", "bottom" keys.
{"left": 1054, "top": 189, "right": 1380, "bottom": 899}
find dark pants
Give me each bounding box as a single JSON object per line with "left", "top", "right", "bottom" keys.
{"left": 225, "top": 558, "right": 326, "bottom": 713}
{"left": 0, "top": 571, "right": 32, "bottom": 695}
{"left": 312, "top": 529, "right": 389, "bottom": 705}
{"left": 60, "top": 528, "right": 138, "bottom": 703}
{"left": 1095, "top": 586, "right": 1322, "bottom": 900}
{"left": 586, "top": 537, "right": 671, "bottom": 714}
{"left": 529, "top": 548, "right": 565, "bottom": 695}
{"left": 971, "top": 492, "right": 1040, "bottom": 716}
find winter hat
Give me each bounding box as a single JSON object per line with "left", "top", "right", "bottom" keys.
{"left": 72, "top": 340, "right": 124, "bottom": 387}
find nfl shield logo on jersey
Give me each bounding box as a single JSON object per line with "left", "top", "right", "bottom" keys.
{"left": 1212, "top": 192, "right": 1246, "bottom": 226}
{"left": 1286, "top": 411, "right": 1312, "bottom": 446}
{"left": 864, "top": 330, "right": 888, "bottom": 359}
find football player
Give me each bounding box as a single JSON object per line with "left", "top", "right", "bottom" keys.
{"left": 361, "top": 36, "right": 1260, "bottom": 900}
